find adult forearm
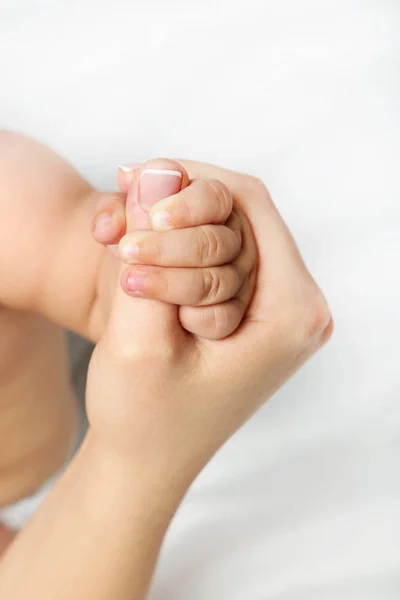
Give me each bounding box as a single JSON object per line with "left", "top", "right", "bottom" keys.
{"left": 0, "top": 431, "right": 184, "bottom": 599}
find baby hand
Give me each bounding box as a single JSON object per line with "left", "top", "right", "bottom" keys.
{"left": 93, "top": 159, "right": 257, "bottom": 340}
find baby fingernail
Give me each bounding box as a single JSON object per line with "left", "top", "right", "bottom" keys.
{"left": 94, "top": 212, "right": 113, "bottom": 235}
{"left": 150, "top": 210, "right": 171, "bottom": 231}
{"left": 120, "top": 242, "right": 139, "bottom": 262}
{"left": 126, "top": 273, "right": 146, "bottom": 296}
{"left": 139, "top": 169, "right": 182, "bottom": 211}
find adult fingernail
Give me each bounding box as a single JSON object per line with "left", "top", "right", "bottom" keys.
{"left": 139, "top": 169, "right": 182, "bottom": 212}
{"left": 118, "top": 163, "right": 140, "bottom": 173}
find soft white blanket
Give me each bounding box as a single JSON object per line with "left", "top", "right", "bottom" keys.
{"left": 1, "top": 1, "right": 399, "bottom": 597}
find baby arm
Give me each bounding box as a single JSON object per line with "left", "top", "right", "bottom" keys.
{"left": 0, "top": 130, "right": 108, "bottom": 337}
{"left": 0, "top": 131, "right": 110, "bottom": 514}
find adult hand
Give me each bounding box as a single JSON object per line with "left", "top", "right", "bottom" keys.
{"left": 93, "top": 159, "right": 256, "bottom": 340}
{"left": 87, "top": 160, "right": 333, "bottom": 487}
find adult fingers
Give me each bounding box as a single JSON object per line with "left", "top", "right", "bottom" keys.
{"left": 119, "top": 213, "right": 241, "bottom": 268}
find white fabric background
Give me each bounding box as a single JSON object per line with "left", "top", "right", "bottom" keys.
{"left": 1, "top": 0, "right": 399, "bottom": 597}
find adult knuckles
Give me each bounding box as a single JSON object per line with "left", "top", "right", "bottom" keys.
{"left": 310, "top": 287, "right": 334, "bottom": 346}
{"left": 197, "top": 227, "right": 222, "bottom": 265}
{"left": 199, "top": 305, "right": 228, "bottom": 340}
{"left": 201, "top": 265, "right": 241, "bottom": 305}
{"left": 205, "top": 179, "right": 232, "bottom": 219}
{"left": 202, "top": 269, "right": 223, "bottom": 303}
{"left": 207, "top": 303, "right": 241, "bottom": 340}
{"left": 298, "top": 283, "right": 333, "bottom": 346}
{"left": 269, "top": 282, "right": 333, "bottom": 355}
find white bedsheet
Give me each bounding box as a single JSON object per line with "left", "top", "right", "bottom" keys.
{"left": 1, "top": 0, "right": 399, "bottom": 597}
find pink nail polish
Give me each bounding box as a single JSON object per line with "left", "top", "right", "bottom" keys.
{"left": 126, "top": 273, "right": 146, "bottom": 296}
{"left": 139, "top": 169, "right": 182, "bottom": 211}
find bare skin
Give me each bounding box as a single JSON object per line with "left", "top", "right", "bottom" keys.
{"left": 0, "top": 160, "right": 332, "bottom": 599}
{"left": 0, "top": 131, "right": 99, "bottom": 514}
{"left": 0, "top": 133, "right": 258, "bottom": 529}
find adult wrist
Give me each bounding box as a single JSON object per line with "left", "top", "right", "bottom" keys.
{"left": 78, "top": 430, "right": 188, "bottom": 523}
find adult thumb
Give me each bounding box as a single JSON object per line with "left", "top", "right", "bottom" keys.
{"left": 105, "top": 163, "right": 186, "bottom": 355}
